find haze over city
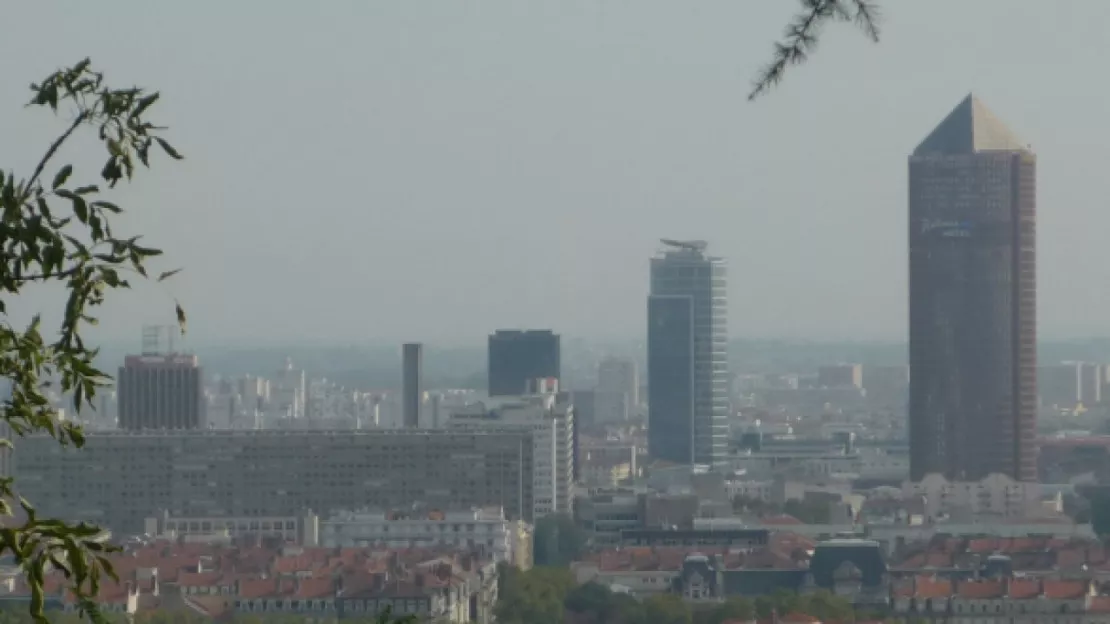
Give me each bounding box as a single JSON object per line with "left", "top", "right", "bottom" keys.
{"left": 10, "top": 2, "right": 1110, "bottom": 623}
{"left": 4, "top": 0, "right": 1110, "bottom": 346}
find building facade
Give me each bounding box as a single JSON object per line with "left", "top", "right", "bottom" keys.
{"left": 448, "top": 392, "right": 574, "bottom": 519}
{"left": 14, "top": 429, "right": 535, "bottom": 534}
{"left": 648, "top": 240, "right": 729, "bottom": 466}
{"left": 487, "top": 331, "right": 560, "bottom": 397}
{"left": 596, "top": 357, "right": 639, "bottom": 424}
{"left": 319, "top": 507, "right": 520, "bottom": 564}
{"left": 402, "top": 343, "right": 424, "bottom": 428}
{"left": 117, "top": 354, "right": 205, "bottom": 430}
{"left": 908, "top": 95, "right": 1037, "bottom": 482}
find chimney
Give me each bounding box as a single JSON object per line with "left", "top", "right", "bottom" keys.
{"left": 1002, "top": 575, "right": 1010, "bottom": 597}
{"left": 415, "top": 574, "right": 425, "bottom": 589}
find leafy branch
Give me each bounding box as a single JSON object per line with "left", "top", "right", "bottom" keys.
{"left": 0, "top": 58, "right": 185, "bottom": 623}
{"left": 749, "top": 0, "right": 882, "bottom": 100}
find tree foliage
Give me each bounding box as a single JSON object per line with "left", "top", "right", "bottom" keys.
{"left": 532, "top": 513, "right": 587, "bottom": 567}
{"left": 0, "top": 609, "right": 418, "bottom": 624}
{"left": 693, "top": 596, "right": 755, "bottom": 624}
{"left": 641, "top": 594, "right": 692, "bottom": 624}
{"left": 750, "top": 0, "right": 882, "bottom": 100}
{"left": 496, "top": 563, "right": 858, "bottom": 624}
{"left": 0, "top": 59, "right": 187, "bottom": 623}
{"left": 496, "top": 564, "right": 575, "bottom": 624}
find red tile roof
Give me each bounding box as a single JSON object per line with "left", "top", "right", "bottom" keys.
{"left": 956, "top": 579, "right": 1005, "bottom": 599}
{"left": 1041, "top": 580, "right": 1089, "bottom": 600}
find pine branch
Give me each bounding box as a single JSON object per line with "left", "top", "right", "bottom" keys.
{"left": 749, "top": 0, "right": 882, "bottom": 101}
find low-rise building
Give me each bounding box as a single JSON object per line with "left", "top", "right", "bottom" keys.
{"left": 904, "top": 473, "right": 1043, "bottom": 520}
{"left": 318, "top": 507, "right": 525, "bottom": 565}
{"left": 892, "top": 576, "right": 1110, "bottom": 623}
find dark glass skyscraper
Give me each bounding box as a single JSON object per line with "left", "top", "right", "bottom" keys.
{"left": 648, "top": 240, "right": 728, "bottom": 466}
{"left": 908, "top": 94, "right": 1037, "bottom": 482}
{"left": 118, "top": 354, "right": 204, "bottom": 430}
{"left": 487, "top": 330, "right": 561, "bottom": 397}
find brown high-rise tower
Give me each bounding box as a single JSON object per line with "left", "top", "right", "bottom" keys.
{"left": 908, "top": 94, "right": 1036, "bottom": 482}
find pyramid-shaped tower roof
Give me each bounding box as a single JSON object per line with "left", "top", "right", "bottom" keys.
{"left": 913, "top": 94, "right": 1031, "bottom": 156}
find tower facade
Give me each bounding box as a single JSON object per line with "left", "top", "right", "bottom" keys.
{"left": 647, "top": 240, "right": 729, "bottom": 466}
{"left": 402, "top": 343, "right": 423, "bottom": 428}
{"left": 117, "top": 354, "right": 204, "bottom": 430}
{"left": 908, "top": 94, "right": 1037, "bottom": 482}
{"left": 487, "top": 330, "right": 560, "bottom": 397}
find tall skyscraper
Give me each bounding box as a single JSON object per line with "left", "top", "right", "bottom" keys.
{"left": 596, "top": 357, "right": 639, "bottom": 423}
{"left": 487, "top": 330, "right": 560, "bottom": 397}
{"left": 647, "top": 239, "right": 729, "bottom": 466}
{"left": 908, "top": 94, "right": 1036, "bottom": 482}
{"left": 402, "top": 343, "right": 423, "bottom": 428}
{"left": 117, "top": 354, "right": 204, "bottom": 430}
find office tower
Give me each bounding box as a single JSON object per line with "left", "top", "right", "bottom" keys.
{"left": 429, "top": 392, "right": 442, "bottom": 428}
{"left": 647, "top": 239, "right": 729, "bottom": 466}
{"left": 1081, "top": 362, "right": 1103, "bottom": 405}
{"left": 14, "top": 428, "right": 535, "bottom": 534}
{"left": 271, "top": 357, "right": 306, "bottom": 420}
{"left": 117, "top": 354, "right": 204, "bottom": 430}
{"left": 908, "top": 94, "right": 1036, "bottom": 482}
{"left": 817, "top": 364, "right": 863, "bottom": 389}
{"left": 596, "top": 357, "right": 639, "bottom": 423}
{"left": 571, "top": 390, "right": 596, "bottom": 429}
{"left": 487, "top": 330, "right": 561, "bottom": 397}
{"left": 402, "top": 343, "right": 423, "bottom": 428}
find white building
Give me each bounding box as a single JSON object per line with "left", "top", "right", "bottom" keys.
{"left": 596, "top": 357, "right": 638, "bottom": 424}
{"left": 449, "top": 387, "right": 574, "bottom": 519}
{"left": 904, "top": 473, "right": 1043, "bottom": 520}
{"left": 271, "top": 357, "right": 306, "bottom": 420}
{"left": 320, "top": 507, "right": 518, "bottom": 563}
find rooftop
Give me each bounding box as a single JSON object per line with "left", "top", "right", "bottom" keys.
{"left": 913, "top": 94, "right": 1031, "bottom": 156}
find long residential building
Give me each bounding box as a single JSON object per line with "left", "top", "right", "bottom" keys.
{"left": 14, "top": 429, "right": 535, "bottom": 535}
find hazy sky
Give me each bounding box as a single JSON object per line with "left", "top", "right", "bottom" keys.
{"left": 2, "top": 1, "right": 1108, "bottom": 347}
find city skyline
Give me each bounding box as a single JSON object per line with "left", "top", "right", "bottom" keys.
{"left": 6, "top": 1, "right": 1110, "bottom": 344}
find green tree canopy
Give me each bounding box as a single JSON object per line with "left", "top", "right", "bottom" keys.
{"left": 533, "top": 513, "right": 588, "bottom": 567}
{"left": 0, "top": 59, "right": 190, "bottom": 623}
{"left": 495, "top": 565, "right": 574, "bottom": 624}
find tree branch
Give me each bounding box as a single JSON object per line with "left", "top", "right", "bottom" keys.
{"left": 25, "top": 110, "right": 90, "bottom": 191}
{"left": 748, "top": 0, "right": 882, "bottom": 101}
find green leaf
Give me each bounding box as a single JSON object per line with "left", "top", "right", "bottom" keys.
{"left": 72, "top": 196, "right": 88, "bottom": 223}
{"left": 131, "top": 92, "right": 160, "bottom": 118}
{"left": 91, "top": 200, "right": 121, "bottom": 213}
{"left": 154, "top": 137, "right": 184, "bottom": 160}
{"left": 157, "top": 268, "right": 183, "bottom": 282}
{"left": 51, "top": 165, "right": 72, "bottom": 190}
{"left": 175, "top": 300, "right": 187, "bottom": 335}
